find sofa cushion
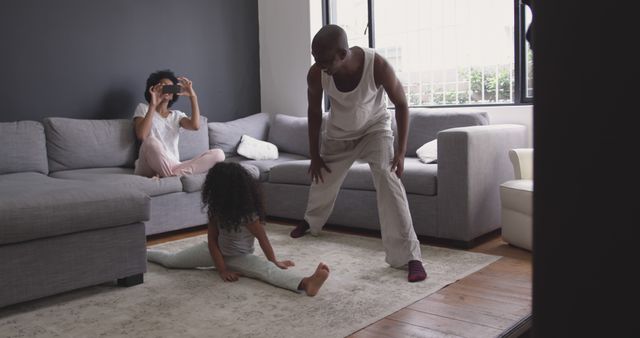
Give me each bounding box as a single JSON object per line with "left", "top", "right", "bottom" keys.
{"left": 268, "top": 157, "right": 438, "bottom": 196}
{"left": 0, "top": 172, "right": 149, "bottom": 245}
{"left": 500, "top": 179, "right": 533, "bottom": 215}
{"left": 400, "top": 158, "right": 438, "bottom": 196}
{"left": 0, "top": 121, "right": 48, "bottom": 175}
{"left": 267, "top": 114, "right": 310, "bottom": 157}
{"left": 406, "top": 110, "right": 489, "bottom": 156}
{"left": 49, "top": 167, "right": 182, "bottom": 197}
{"left": 178, "top": 116, "right": 209, "bottom": 161}
{"left": 208, "top": 112, "right": 270, "bottom": 155}
{"left": 225, "top": 153, "right": 308, "bottom": 182}
{"left": 180, "top": 163, "right": 261, "bottom": 193}
{"left": 44, "top": 118, "right": 137, "bottom": 172}
{"left": 416, "top": 139, "right": 438, "bottom": 164}
{"left": 237, "top": 134, "right": 279, "bottom": 160}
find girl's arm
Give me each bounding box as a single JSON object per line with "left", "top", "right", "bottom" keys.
{"left": 207, "top": 220, "right": 240, "bottom": 282}
{"left": 245, "top": 220, "right": 295, "bottom": 269}
{"left": 177, "top": 76, "right": 200, "bottom": 130}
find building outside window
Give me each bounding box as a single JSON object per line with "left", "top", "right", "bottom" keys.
{"left": 326, "top": 0, "right": 531, "bottom": 107}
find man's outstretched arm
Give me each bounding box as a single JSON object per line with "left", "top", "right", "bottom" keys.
{"left": 374, "top": 53, "right": 409, "bottom": 177}
{"left": 307, "top": 65, "right": 331, "bottom": 183}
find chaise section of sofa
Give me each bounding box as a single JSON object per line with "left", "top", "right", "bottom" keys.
{"left": 42, "top": 116, "right": 211, "bottom": 235}
{"left": 0, "top": 121, "right": 150, "bottom": 308}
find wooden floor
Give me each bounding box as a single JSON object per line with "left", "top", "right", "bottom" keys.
{"left": 147, "top": 220, "right": 532, "bottom": 338}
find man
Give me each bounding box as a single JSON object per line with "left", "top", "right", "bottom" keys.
{"left": 290, "top": 25, "right": 427, "bottom": 282}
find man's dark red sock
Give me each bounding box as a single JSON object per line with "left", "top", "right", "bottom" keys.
{"left": 408, "top": 260, "right": 427, "bottom": 282}
{"left": 290, "top": 220, "right": 310, "bottom": 238}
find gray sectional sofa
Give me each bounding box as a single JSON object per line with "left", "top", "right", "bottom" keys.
{"left": 212, "top": 110, "right": 527, "bottom": 245}
{"left": 0, "top": 108, "right": 525, "bottom": 307}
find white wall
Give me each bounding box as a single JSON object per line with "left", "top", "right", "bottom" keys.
{"left": 258, "top": 1, "right": 534, "bottom": 147}
{"left": 258, "top": 0, "right": 318, "bottom": 116}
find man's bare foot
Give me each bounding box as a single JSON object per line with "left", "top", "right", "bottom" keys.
{"left": 301, "top": 263, "right": 330, "bottom": 296}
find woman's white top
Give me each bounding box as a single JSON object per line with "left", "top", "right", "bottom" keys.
{"left": 133, "top": 103, "right": 187, "bottom": 164}
{"left": 321, "top": 47, "right": 391, "bottom": 140}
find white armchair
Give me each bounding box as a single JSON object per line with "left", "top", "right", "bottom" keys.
{"left": 500, "top": 148, "right": 533, "bottom": 250}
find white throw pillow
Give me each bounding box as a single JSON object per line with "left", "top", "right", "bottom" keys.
{"left": 416, "top": 139, "right": 437, "bottom": 164}
{"left": 237, "top": 134, "right": 279, "bottom": 160}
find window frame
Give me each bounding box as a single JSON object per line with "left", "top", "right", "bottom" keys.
{"left": 322, "top": 0, "right": 533, "bottom": 107}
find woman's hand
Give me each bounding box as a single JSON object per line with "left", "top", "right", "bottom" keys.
{"left": 218, "top": 269, "right": 241, "bottom": 282}
{"left": 178, "top": 76, "right": 196, "bottom": 97}
{"left": 148, "top": 84, "right": 164, "bottom": 108}
{"left": 274, "top": 260, "right": 295, "bottom": 269}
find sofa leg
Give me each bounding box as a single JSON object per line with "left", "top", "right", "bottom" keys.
{"left": 117, "top": 273, "right": 144, "bottom": 287}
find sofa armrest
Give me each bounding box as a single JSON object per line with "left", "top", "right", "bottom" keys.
{"left": 436, "top": 124, "right": 527, "bottom": 241}
{"left": 509, "top": 148, "right": 533, "bottom": 180}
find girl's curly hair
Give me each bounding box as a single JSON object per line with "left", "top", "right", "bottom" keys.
{"left": 201, "top": 162, "right": 265, "bottom": 232}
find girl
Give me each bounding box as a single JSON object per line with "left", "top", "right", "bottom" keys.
{"left": 133, "top": 69, "right": 225, "bottom": 177}
{"left": 147, "top": 162, "right": 330, "bottom": 296}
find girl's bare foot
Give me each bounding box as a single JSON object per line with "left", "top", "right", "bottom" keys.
{"left": 302, "top": 263, "right": 330, "bottom": 296}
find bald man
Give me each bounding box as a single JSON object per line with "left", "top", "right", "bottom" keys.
{"left": 289, "top": 25, "right": 427, "bottom": 282}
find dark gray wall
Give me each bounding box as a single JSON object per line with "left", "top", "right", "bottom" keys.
{"left": 0, "top": 0, "right": 260, "bottom": 122}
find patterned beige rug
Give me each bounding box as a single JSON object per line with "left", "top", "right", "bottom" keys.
{"left": 0, "top": 223, "right": 500, "bottom": 338}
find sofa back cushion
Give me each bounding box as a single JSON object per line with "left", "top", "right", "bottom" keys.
{"left": 178, "top": 116, "right": 209, "bottom": 161}
{"left": 405, "top": 109, "right": 489, "bottom": 156}
{"left": 44, "top": 118, "right": 137, "bottom": 172}
{"left": 208, "top": 112, "right": 270, "bottom": 155}
{"left": 0, "top": 121, "right": 49, "bottom": 175}
{"left": 267, "top": 114, "right": 311, "bottom": 157}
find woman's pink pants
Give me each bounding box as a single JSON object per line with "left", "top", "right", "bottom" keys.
{"left": 134, "top": 136, "right": 225, "bottom": 177}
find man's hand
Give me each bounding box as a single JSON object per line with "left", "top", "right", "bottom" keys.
{"left": 308, "top": 156, "right": 332, "bottom": 184}
{"left": 218, "top": 270, "right": 241, "bottom": 282}
{"left": 391, "top": 152, "right": 405, "bottom": 178}
{"left": 274, "top": 260, "right": 295, "bottom": 269}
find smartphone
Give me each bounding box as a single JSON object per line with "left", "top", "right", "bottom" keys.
{"left": 162, "top": 84, "right": 182, "bottom": 94}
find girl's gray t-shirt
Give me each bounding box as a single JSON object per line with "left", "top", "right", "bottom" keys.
{"left": 217, "top": 217, "right": 257, "bottom": 256}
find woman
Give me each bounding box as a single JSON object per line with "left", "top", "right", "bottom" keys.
{"left": 133, "top": 69, "right": 224, "bottom": 177}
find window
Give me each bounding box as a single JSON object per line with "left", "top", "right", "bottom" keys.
{"left": 327, "top": 0, "right": 370, "bottom": 49}
{"left": 325, "top": 0, "right": 532, "bottom": 107}
{"left": 524, "top": 4, "right": 533, "bottom": 99}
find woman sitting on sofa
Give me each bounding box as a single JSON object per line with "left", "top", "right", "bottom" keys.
{"left": 133, "top": 69, "right": 224, "bottom": 177}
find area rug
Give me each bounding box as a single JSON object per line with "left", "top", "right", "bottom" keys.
{"left": 0, "top": 223, "right": 500, "bottom": 338}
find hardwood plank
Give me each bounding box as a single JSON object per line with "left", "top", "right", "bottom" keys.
{"left": 387, "top": 308, "right": 503, "bottom": 337}
{"left": 415, "top": 292, "right": 531, "bottom": 319}
{"left": 438, "top": 283, "right": 531, "bottom": 306}
{"left": 349, "top": 318, "right": 464, "bottom": 338}
{"left": 408, "top": 297, "right": 527, "bottom": 329}
{"left": 472, "top": 258, "right": 532, "bottom": 279}
{"left": 460, "top": 271, "right": 532, "bottom": 291}
{"left": 470, "top": 241, "right": 532, "bottom": 262}
{"left": 146, "top": 226, "right": 207, "bottom": 246}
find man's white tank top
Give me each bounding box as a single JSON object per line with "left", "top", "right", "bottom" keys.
{"left": 321, "top": 47, "right": 391, "bottom": 140}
